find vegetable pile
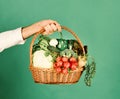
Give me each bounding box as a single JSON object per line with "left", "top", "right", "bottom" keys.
{"left": 54, "top": 56, "right": 79, "bottom": 74}
{"left": 32, "top": 34, "right": 96, "bottom": 86}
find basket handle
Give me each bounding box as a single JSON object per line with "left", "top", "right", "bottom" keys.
{"left": 29, "top": 26, "right": 85, "bottom": 66}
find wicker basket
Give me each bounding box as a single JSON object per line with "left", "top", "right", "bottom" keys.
{"left": 29, "top": 26, "right": 85, "bottom": 84}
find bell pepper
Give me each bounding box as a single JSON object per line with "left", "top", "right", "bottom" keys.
{"left": 57, "top": 39, "right": 68, "bottom": 51}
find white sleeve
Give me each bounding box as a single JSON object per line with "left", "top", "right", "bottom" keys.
{"left": 0, "top": 28, "right": 26, "bottom": 52}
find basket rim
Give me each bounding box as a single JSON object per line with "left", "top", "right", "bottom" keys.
{"left": 30, "top": 65, "right": 85, "bottom": 72}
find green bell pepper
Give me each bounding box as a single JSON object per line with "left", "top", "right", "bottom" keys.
{"left": 57, "top": 39, "right": 68, "bottom": 51}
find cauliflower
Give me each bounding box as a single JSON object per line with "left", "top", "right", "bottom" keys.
{"left": 49, "top": 39, "right": 58, "bottom": 47}
{"left": 33, "top": 50, "right": 53, "bottom": 68}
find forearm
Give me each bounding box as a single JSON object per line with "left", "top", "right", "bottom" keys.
{"left": 21, "top": 24, "right": 42, "bottom": 39}
{"left": 21, "top": 20, "right": 61, "bottom": 39}
{"left": 0, "top": 19, "right": 61, "bottom": 52}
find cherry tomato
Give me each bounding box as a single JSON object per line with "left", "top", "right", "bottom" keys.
{"left": 63, "top": 62, "right": 70, "bottom": 68}
{"left": 69, "top": 57, "right": 77, "bottom": 63}
{"left": 53, "top": 63, "right": 57, "bottom": 68}
{"left": 70, "top": 63, "right": 77, "bottom": 70}
{"left": 56, "top": 67, "right": 62, "bottom": 73}
{"left": 73, "top": 62, "right": 78, "bottom": 66}
{"left": 62, "top": 68, "right": 68, "bottom": 74}
{"left": 56, "top": 61, "right": 63, "bottom": 67}
{"left": 56, "top": 56, "right": 62, "bottom": 62}
{"left": 62, "top": 57, "right": 68, "bottom": 62}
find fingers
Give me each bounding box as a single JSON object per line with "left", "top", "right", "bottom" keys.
{"left": 43, "top": 20, "right": 61, "bottom": 35}
{"left": 32, "top": 19, "right": 61, "bottom": 35}
{"left": 51, "top": 20, "right": 61, "bottom": 32}
{"left": 44, "top": 25, "right": 54, "bottom": 33}
{"left": 51, "top": 23, "right": 57, "bottom": 31}
{"left": 44, "top": 24, "right": 57, "bottom": 35}
{"left": 48, "top": 20, "right": 61, "bottom": 32}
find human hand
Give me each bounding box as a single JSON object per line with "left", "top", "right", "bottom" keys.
{"left": 22, "top": 19, "right": 61, "bottom": 39}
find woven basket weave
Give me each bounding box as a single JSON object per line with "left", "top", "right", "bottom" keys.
{"left": 29, "top": 26, "right": 85, "bottom": 84}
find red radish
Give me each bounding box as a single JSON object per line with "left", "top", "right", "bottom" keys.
{"left": 56, "top": 67, "right": 62, "bottom": 73}
{"left": 56, "top": 56, "right": 62, "bottom": 62}
{"left": 63, "top": 62, "right": 70, "bottom": 68}
{"left": 62, "top": 57, "right": 68, "bottom": 62}
{"left": 62, "top": 68, "right": 68, "bottom": 74}
{"left": 56, "top": 61, "right": 63, "bottom": 67}
{"left": 53, "top": 63, "right": 57, "bottom": 68}
{"left": 54, "top": 56, "right": 79, "bottom": 74}
{"left": 69, "top": 57, "right": 77, "bottom": 63}
{"left": 73, "top": 62, "right": 78, "bottom": 67}
{"left": 70, "top": 63, "right": 77, "bottom": 70}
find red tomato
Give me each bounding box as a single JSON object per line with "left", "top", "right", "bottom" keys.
{"left": 56, "top": 61, "right": 63, "bottom": 67}
{"left": 62, "top": 57, "right": 68, "bottom": 62}
{"left": 56, "top": 56, "right": 62, "bottom": 62}
{"left": 69, "top": 57, "right": 77, "bottom": 63}
{"left": 70, "top": 63, "right": 77, "bottom": 70}
{"left": 53, "top": 63, "right": 57, "bottom": 68}
{"left": 56, "top": 67, "right": 62, "bottom": 73}
{"left": 63, "top": 62, "right": 70, "bottom": 68}
{"left": 62, "top": 68, "right": 68, "bottom": 74}
{"left": 73, "top": 62, "right": 78, "bottom": 66}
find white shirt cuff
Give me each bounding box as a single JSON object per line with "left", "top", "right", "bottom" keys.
{"left": 14, "top": 27, "right": 26, "bottom": 44}
{"left": 0, "top": 27, "right": 26, "bottom": 52}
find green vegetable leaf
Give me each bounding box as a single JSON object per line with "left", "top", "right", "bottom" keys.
{"left": 32, "top": 43, "right": 41, "bottom": 54}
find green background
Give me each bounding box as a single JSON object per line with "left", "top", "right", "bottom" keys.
{"left": 0, "top": 0, "right": 120, "bottom": 99}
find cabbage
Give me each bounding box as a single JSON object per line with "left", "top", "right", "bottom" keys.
{"left": 33, "top": 50, "right": 53, "bottom": 68}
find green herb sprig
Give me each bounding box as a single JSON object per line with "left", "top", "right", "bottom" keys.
{"left": 84, "top": 56, "right": 96, "bottom": 86}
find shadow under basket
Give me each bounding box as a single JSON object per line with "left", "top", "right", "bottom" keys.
{"left": 29, "top": 26, "right": 86, "bottom": 84}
